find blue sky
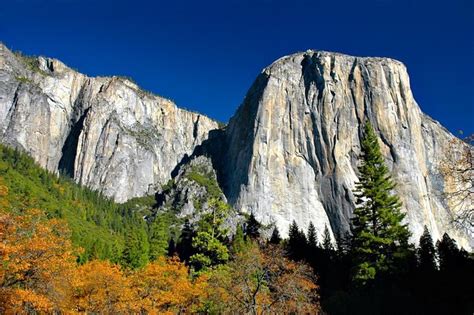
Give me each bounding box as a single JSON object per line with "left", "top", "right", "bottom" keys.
{"left": 1, "top": 0, "right": 473, "bottom": 134}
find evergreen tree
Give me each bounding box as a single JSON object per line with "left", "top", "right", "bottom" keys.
{"left": 245, "top": 212, "right": 261, "bottom": 239}
{"left": 307, "top": 221, "right": 318, "bottom": 249}
{"left": 167, "top": 238, "right": 176, "bottom": 256}
{"left": 417, "top": 226, "right": 437, "bottom": 273}
{"left": 122, "top": 227, "right": 150, "bottom": 269}
{"left": 269, "top": 226, "right": 282, "bottom": 244}
{"left": 189, "top": 198, "right": 230, "bottom": 271}
{"left": 351, "top": 122, "right": 410, "bottom": 284}
{"left": 232, "top": 225, "right": 247, "bottom": 253}
{"left": 336, "top": 231, "right": 352, "bottom": 256}
{"left": 322, "top": 225, "right": 334, "bottom": 251}
{"left": 437, "top": 233, "right": 462, "bottom": 271}
{"left": 288, "top": 220, "right": 307, "bottom": 261}
{"left": 148, "top": 217, "right": 170, "bottom": 261}
{"left": 176, "top": 220, "right": 194, "bottom": 262}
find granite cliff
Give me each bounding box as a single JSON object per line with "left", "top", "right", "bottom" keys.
{"left": 221, "top": 50, "right": 471, "bottom": 247}
{"left": 0, "top": 43, "right": 471, "bottom": 247}
{"left": 0, "top": 43, "right": 218, "bottom": 202}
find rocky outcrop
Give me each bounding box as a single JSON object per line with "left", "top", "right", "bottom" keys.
{"left": 222, "top": 50, "right": 472, "bottom": 248}
{"left": 153, "top": 155, "right": 242, "bottom": 232}
{"left": 0, "top": 43, "right": 219, "bottom": 202}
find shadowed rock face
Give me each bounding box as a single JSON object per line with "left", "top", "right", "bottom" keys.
{"left": 0, "top": 43, "right": 218, "bottom": 202}
{"left": 0, "top": 43, "right": 471, "bottom": 248}
{"left": 222, "top": 51, "right": 472, "bottom": 248}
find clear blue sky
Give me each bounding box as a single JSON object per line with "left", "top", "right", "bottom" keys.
{"left": 1, "top": 0, "right": 473, "bottom": 134}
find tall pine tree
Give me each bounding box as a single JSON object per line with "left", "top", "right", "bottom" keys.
{"left": 307, "top": 221, "right": 318, "bottom": 249}
{"left": 436, "top": 233, "right": 463, "bottom": 272}
{"left": 322, "top": 225, "right": 334, "bottom": 251}
{"left": 417, "top": 226, "right": 437, "bottom": 273}
{"left": 189, "top": 198, "right": 230, "bottom": 271}
{"left": 351, "top": 122, "right": 410, "bottom": 284}
{"left": 288, "top": 220, "right": 307, "bottom": 261}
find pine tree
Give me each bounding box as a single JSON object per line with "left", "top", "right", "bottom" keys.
{"left": 245, "top": 212, "right": 261, "bottom": 239}
{"left": 307, "top": 221, "right": 318, "bottom": 249}
{"left": 288, "top": 220, "right": 307, "bottom": 261}
{"left": 176, "top": 220, "right": 194, "bottom": 262}
{"left": 122, "top": 227, "right": 150, "bottom": 269}
{"left": 351, "top": 122, "right": 410, "bottom": 284}
{"left": 167, "top": 238, "right": 176, "bottom": 256}
{"left": 437, "top": 233, "right": 462, "bottom": 272}
{"left": 148, "top": 217, "right": 170, "bottom": 261}
{"left": 417, "top": 226, "right": 437, "bottom": 273}
{"left": 189, "top": 198, "right": 230, "bottom": 271}
{"left": 269, "top": 226, "right": 282, "bottom": 244}
{"left": 232, "top": 225, "right": 247, "bottom": 253}
{"left": 322, "top": 225, "right": 333, "bottom": 251}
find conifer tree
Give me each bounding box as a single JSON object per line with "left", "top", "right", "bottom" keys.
{"left": 436, "top": 233, "right": 463, "bottom": 271}
{"left": 148, "top": 217, "right": 170, "bottom": 260}
{"left": 351, "top": 122, "right": 410, "bottom": 284}
{"left": 167, "top": 238, "right": 176, "bottom": 256}
{"left": 417, "top": 226, "right": 437, "bottom": 273}
{"left": 307, "top": 221, "right": 318, "bottom": 249}
{"left": 123, "top": 227, "right": 150, "bottom": 269}
{"left": 245, "top": 212, "right": 261, "bottom": 239}
{"left": 189, "top": 198, "right": 230, "bottom": 271}
{"left": 176, "top": 220, "right": 194, "bottom": 262}
{"left": 232, "top": 225, "right": 247, "bottom": 253}
{"left": 269, "top": 226, "right": 282, "bottom": 244}
{"left": 288, "top": 220, "right": 307, "bottom": 261}
{"left": 322, "top": 225, "right": 334, "bottom": 251}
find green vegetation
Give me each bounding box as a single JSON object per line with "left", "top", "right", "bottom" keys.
{"left": 186, "top": 165, "right": 222, "bottom": 199}
{"left": 121, "top": 124, "right": 160, "bottom": 150}
{"left": 0, "top": 143, "right": 175, "bottom": 266}
{"left": 15, "top": 76, "right": 32, "bottom": 84}
{"left": 189, "top": 197, "right": 230, "bottom": 271}
{"left": 14, "top": 51, "right": 48, "bottom": 75}
{"left": 182, "top": 165, "right": 231, "bottom": 272}
{"left": 351, "top": 122, "right": 410, "bottom": 284}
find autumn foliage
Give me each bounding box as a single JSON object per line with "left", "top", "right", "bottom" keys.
{"left": 0, "top": 176, "right": 320, "bottom": 314}
{"left": 0, "top": 185, "right": 209, "bottom": 314}
{"left": 206, "top": 243, "right": 319, "bottom": 314}
{"left": 0, "top": 206, "right": 76, "bottom": 313}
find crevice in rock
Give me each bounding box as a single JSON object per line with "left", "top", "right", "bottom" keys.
{"left": 58, "top": 108, "right": 89, "bottom": 178}
{"left": 193, "top": 115, "right": 200, "bottom": 139}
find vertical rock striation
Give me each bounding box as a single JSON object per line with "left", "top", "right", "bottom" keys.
{"left": 0, "top": 43, "right": 470, "bottom": 248}
{"left": 0, "top": 43, "right": 218, "bottom": 202}
{"left": 222, "top": 51, "right": 472, "bottom": 248}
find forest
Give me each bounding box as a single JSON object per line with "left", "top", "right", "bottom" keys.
{"left": 0, "top": 123, "right": 473, "bottom": 314}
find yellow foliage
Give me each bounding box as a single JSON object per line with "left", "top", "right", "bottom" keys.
{"left": 0, "top": 208, "right": 76, "bottom": 313}
{"left": 72, "top": 260, "right": 136, "bottom": 313}
{"left": 131, "top": 256, "right": 208, "bottom": 313}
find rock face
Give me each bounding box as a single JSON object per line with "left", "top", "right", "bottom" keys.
{"left": 0, "top": 43, "right": 471, "bottom": 248}
{"left": 222, "top": 51, "right": 472, "bottom": 248}
{"left": 0, "top": 43, "right": 219, "bottom": 202}
{"left": 153, "top": 155, "right": 242, "bottom": 232}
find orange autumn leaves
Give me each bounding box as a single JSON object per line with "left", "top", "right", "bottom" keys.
{"left": 0, "top": 189, "right": 208, "bottom": 313}
{"left": 73, "top": 258, "right": 208, "bottom": 314}
{"left": 0, "top": 206, "right": 77, "bottom": 313}
{"left": 205, "top": 243, "right": 319, "bottom": 314}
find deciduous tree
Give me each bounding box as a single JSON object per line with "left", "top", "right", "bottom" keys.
{"left": 439, "top": 134, "right": 473, "bottom": 229}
